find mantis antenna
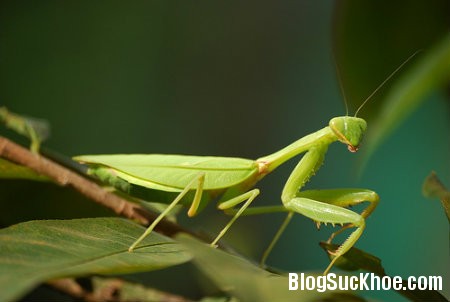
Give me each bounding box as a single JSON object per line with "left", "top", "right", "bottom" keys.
{"left": 333, "top": 55, "right": 349, "bottom": 116}
{"left": 354, "top": 51, "right": 421, "bottom": 117}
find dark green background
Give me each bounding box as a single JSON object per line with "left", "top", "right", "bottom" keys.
{"left": 0, "top": 1, "right": 448, "bottom": 301}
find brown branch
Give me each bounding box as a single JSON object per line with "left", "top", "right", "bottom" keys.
{"left": 46, "top": 279, "right": 85, "bottom": 300}
{"left": 0, "top": 136, "right": 189, "bottom": 236}
{"left": 48, "top": 277, "right": 194, "bottom": 302}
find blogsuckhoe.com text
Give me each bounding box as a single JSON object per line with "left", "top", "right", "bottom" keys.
{"left": 288, "top": 273, "right": 442, "bottom": 292}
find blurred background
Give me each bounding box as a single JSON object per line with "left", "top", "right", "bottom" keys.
{"left": 0, "top": 1, "right": 448, "bottom": 301}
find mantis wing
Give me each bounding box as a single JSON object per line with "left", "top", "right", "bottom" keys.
{"left": 74, "top": 154, "right": 258, "bottom": 190}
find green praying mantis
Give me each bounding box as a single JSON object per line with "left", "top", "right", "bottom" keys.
{"left": 74, "top": 56, "right": 416, "bottom": 275}
{"left": 75, "top": 117, "right": 377, "bottom": 275}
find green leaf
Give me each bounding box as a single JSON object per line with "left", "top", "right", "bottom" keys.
{"left": 177, "top": 234, "right": 361, "bottom": 302}
{"left": 320, "top": 242, "right": 386, "bottom": 276}
{"left": 0, "top": 217, "right": 191, "bottom": 302}
{"left": 423, "top": 171, "right": 450, "bottom": 223}
{"left": 0, "top": 107, "right": 50, "bottom": 153}
{"left": 0, "top": 158, "right": 50, "bottom": 181}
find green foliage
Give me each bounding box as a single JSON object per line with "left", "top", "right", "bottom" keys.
{"left": 0, "top": 107, "right": 50, "bottom": 153}
{"left": 0, "top": 218, "right": 190, "bottom": 302}
{"left": 320, "top": 242, "right": 385, "bottom": 276}
{"left": 179, "top": 234, "right": 358, "bottom": 302}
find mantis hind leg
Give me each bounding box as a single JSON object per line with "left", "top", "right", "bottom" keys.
{"left": 128, "top": 172, "right": 205, "bottom": 252}
{"left": 212, "top": 189, "right": 260, "bottom": 247}
{"left": 260, "top": 211, "right": 293, "bottom": 267}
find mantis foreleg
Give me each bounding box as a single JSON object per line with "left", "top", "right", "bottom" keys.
{"left": 297, "top": 189, "right": 379, "bottom": 244}
{"left": 279, "top": 144, "right": 376, "bottom": 274}
{"left": 297, "top": 189, "right": 379, "bottom": 220}
{"left": 285, "top": 197, "right": 365, "bottom": 274}
{"left": 217, "top": 144, "right": 378, "bottom": 274}
{"left": 222, "top": 189, "right": 378, "bottom": 217}
{"left": 221, "top": 189, "right": 378, "bottom": 270}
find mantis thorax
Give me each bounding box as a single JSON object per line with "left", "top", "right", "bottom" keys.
{"left": 329, "top": 116, "right": 367, "bottom": 153}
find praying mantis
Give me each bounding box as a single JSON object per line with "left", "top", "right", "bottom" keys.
{"left": 74, "top": 116, "right": 377, "bottom": 275}
{"left": 74, "top": 55, "right": 416, "bottom": 275}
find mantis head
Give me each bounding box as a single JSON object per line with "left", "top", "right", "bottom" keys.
{"left": 329, "top": 116, "right": 367, "bottom": 153}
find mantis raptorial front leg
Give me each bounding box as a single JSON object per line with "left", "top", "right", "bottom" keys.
{"left": 222, "top": 144, "right": 379, "bottom": 274}
{"left": 280, "top": 145, "right": 378, "bottom": 275}
{"left": 297, "top": 188, "right": 379, "bottom": 244}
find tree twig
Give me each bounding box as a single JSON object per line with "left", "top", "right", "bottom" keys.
{"left": 0, "top": 136, "right": 189, "bottom": 236}
{"left": 48, "top": 277, "right": 195, "bottom": 302}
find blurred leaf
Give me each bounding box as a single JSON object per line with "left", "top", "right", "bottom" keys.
{"left": 177, "top": 234, "right": 362, "bottom": 302}
{"left": 0, "top": 217, "right": 191, "bottom": 302}
{"left": 320, "top": 242, "right": 385, "bottom": 276}
{"left": 0, "top": 158, "right": 50, "bottom": 181}
{"left": 0, "top": 107, "right": 50, "bottom": 153}
{"left": 423, "top": 171, "right": 450, "bottom": 223}
{"left": 362, "top": 34, "right": 450, "bottom": 162}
